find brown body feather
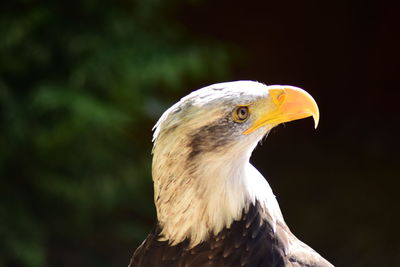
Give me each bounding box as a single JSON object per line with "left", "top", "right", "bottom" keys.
{"left": 129, "top": 202, "right": 332, "bottom": 267}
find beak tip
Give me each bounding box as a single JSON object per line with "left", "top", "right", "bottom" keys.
{"left": 313, "top": 114, "right": 319, "bottom": 129}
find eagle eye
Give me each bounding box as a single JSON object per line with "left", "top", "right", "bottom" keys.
{"left": 233, "top": 106, "right": 249, "bottom": 122}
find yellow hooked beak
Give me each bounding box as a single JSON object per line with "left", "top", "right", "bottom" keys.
{"left": 243, "top": 86, "right": 319, "bottom": 135}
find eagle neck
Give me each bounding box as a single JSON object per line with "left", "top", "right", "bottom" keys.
{"left": 152, "top": 141, "right": 283, "bottom": 247}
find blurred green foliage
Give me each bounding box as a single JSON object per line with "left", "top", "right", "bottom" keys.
{"left": 0, "top": 0, "right": 230, "bottom": 266}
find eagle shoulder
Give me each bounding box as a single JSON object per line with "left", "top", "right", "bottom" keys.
{"left": 130, "top": 202, "right": 333, "bottom": 267}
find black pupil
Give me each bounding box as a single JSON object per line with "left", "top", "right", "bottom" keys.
{"left": 238, "top": 107, "right": 247, "bottom": 119}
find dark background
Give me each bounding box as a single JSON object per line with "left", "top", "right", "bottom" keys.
{"left": 0, "top": 0, "right": 398, "bottom": 266}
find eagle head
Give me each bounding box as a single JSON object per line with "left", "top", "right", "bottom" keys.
{"left": 151, "top": 80, "right": 319, "bottom": 246}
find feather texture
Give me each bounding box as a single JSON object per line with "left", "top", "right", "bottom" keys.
{"left": 129, "top": 202, "right": 332, "bottom": 267}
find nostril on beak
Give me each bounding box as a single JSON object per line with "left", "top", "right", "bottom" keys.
{"left": 269, "top": 89, "right": 286, "bottom": 106}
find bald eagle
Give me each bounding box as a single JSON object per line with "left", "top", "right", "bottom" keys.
{"left": 130, "top": 81, "right": 333, "bottom": 267}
